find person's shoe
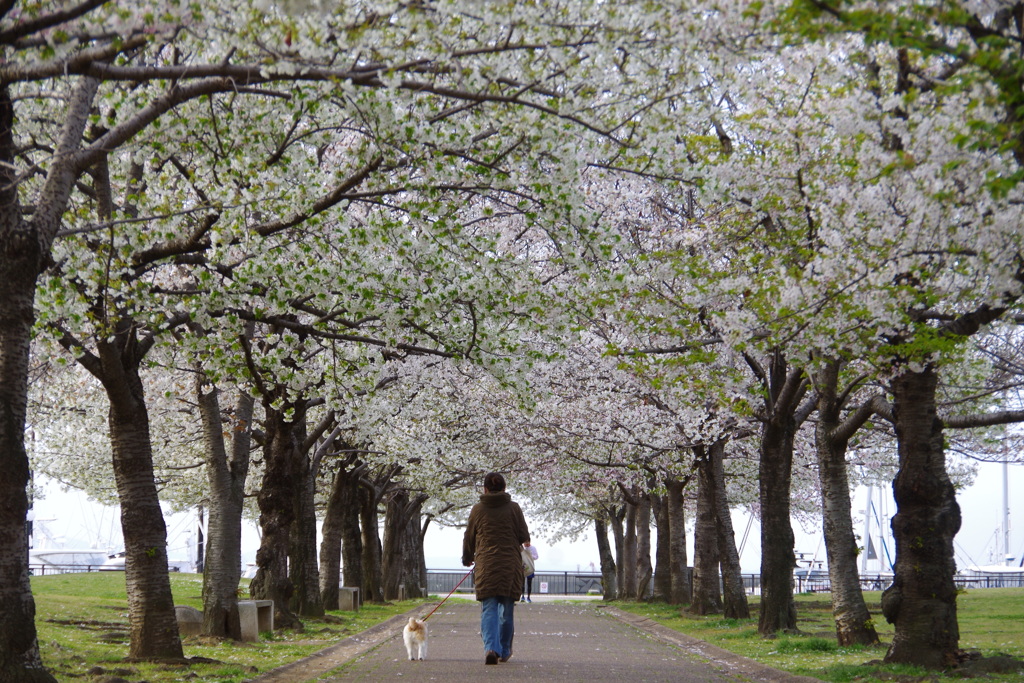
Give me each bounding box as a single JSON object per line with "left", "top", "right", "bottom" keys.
{"left": 485, "top": 650, "right": 499, "bottom": 665}
{"left": 499, "top": 651, "right": 513, "bottom": 662}
{"left": 526, "top": 597, "right": 532, "bottom": 602}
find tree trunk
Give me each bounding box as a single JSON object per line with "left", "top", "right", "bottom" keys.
{"left": 381, "top": 489, "right": 416, "bottom": 601}
{"left": 635, "top": 493, "right": 653, "bottom": 601}
{"left": 251, "top": 403, "right": 304, "bottom": 630}
{"left": 360, "top": 483, "right": 384, "bottom": 603}
{"left": 197, "top": 380, "right": 253, "bottom": 639}
{"left": 710, "top": 440, "right": 749, "bottom": 619}
{"left": 381, "top": 490, "right": 405, "bottom": 601}
{"left": 289, "top": 442, "right": 323, "bottom": 618}
{"left": 651, "top": 492, "right": 671, "bottom": 601}
{"left": 317, "top": 456, "right": 362, "bottom": 610}
{"left": 340, "top": 467, "right": 365, "bottom": 597}
{"left": 319, "top": 483, "right": 343, "bottom": 610}
{"left": 884, "top": 366, "right": 961, "bottom": 668}
{"left": 96, "top": 335, "right": 183, "bottom": 660}
{"left": 691, "top": 447, "right": 723, "bottom": 615}
{"left": 756, "top": 353, "right": 800, "bottom": 635}
{"left": 0, "top": 333, "right": 53, "bottom": 680}
{"left": 383, "top": 492, "right": 428, "bottom": 601}
{"left": 815, "top": 359, "right": 879, "bottom": 646}
{"left": 622, "top": 500, "right": 638, "bottom": 599}
{"left": 0, "top": 83, "right": 56, "bottom": 680}
{"left": 664, "top": 476, "right": 691, "bottom": 605}
{"left": 1, "top": 76, "right": 101, "bottom": 680}
{"left": 379, "top": 487, "right": 427, "bottom": 601}
{"left": 412, "top": 511, "right": 429, "bottom": 599}
{"left": 595, "top": 516, "right": 617, "bottom": 600}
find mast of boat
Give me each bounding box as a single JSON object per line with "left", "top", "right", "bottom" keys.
{"left": 1003, "top": 459, "right": 1011, "bottom": 567}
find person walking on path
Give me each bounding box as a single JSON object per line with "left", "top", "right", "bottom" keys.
{"left": 521, "top": 543, "right": 538, "bottom": 602}
{"left": 462, "top": 472, "right": 531, "bottom": 665}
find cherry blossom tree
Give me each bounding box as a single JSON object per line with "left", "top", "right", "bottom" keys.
{"left": 1, "top": 0, "right": 691, "bottom": 674}
{"left": 682, "top": 1, "right": 1024, "bottom": 664}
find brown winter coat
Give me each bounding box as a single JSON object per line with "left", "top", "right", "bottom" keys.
{"left": 462, "top": 492, "right": 530, "bottom": 600}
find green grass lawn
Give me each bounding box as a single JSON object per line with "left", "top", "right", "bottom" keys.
{"left": 28, "top": 574, "right": 1024, "bottom": 682}
{"left": 614, "top": 589, "right": 1024, "bottom": 682}
{"left": 31, "top": 572, "right": 425, "bottom": 682}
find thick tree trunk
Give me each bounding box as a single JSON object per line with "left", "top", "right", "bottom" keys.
{"left": 381, "top": 491, "right": 427, "bottom": 601}
{"left": 0, "top": 78, "right": 96, "bottom": 682}
{"left": 691, "top": 448, "right": 723, "bottom": 615}
{"left": 105, "top": 395, "right": 182, "bottom": 655}
{"left": 652, "top": 492, "right": 671, "bottom": 601}
{"left": 0, "top": 111, "right": 55, "bottom": 679}
{"left": 289, "top": 447, "right": 323, "bottom": 618}
{"left": 710, "top": 440, "right": 749, "bottom": 619}
{"left": 251, "top": 404, "right": 304, "bottom": 630}
{"left": 101, "top": 344, "right": 184, "bottom": 660}
{"left": 595, "top": 516, "right": 617, "bottom": 601}
{"left": 884, "top": 367, "right": 961, "bottom": 668}
{"left": 0, "top": 220, "right": 55, "bottom": 679}
{"left": 381, "top": 490, "right": 406, "bottom": 601}
{"left": 319, "top": 457, "right": 354, "bottom": 610}
{"left": 340, "top": 468, "right": 365, "bottom": 596}
{"left": 664, "top": 476, "right": 691, "bottom": 605}
{"left": 197, "top": 381, "right": 253, "bottom": 638}
{"left": 382, "top": 489, "right": 426, "bottom": 600}
{"left": 412, "top": 512, "right": 429, "bottom": 599}
{"left": 756, "top": 353, "right": 801, "bottom": 635}
{"left": 359, "top": 483, "right": 384, "bottom": 603}
{"left": 711, "top": 446, "right": 748, "bottom": 620}
{"left": 635, "top": 493, "right": 653, "bottom": 601}
{"left": 622, "top": 500, "right": 638, "bottom": 599}
{"left": 815, "top": 360, "right": 879, "bottom": 646}
{"left": 758, "top": 414, "right": 798, "bottom": 633}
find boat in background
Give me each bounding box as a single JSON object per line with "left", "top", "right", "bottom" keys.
{"left": 29, "top": 547, "right": 118, "bottom": 574}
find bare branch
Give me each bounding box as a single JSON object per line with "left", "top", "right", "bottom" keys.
{"left": 943, "top": 410, "right": 1024, "bottom": 430}
{"left": 0, "top": 0, "right": 109, "bottom": 44}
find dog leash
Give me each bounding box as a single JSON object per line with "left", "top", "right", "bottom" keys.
{"left": 421, "top": 566, "right": 474, "bottom": 621}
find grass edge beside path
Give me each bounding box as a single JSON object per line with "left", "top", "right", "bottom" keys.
{"left": 244, "top": 607, "right": 423, "bottom": 683}
{"left": 31, "top": 572, "right": 435, "bottom": 683}
{"left": 602, "top": 605, "right": 825, "bottom": 683}
{"left": 611, "top": 589, "right": 1024, "bottom": 683}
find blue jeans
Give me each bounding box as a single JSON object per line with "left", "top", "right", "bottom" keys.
{"left": 480, "top": 596, "right": 515, "bottom": 658}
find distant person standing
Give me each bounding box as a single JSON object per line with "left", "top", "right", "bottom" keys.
{"left": 521, "top": 543, "right": 538, "bottom": 602}
{"left": 462, "top": 472, "right": 531, "bottom": 665}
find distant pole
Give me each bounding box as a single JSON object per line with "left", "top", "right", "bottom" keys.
{"left": 1003, "top": 461, "right": 1010, "bottom": 566}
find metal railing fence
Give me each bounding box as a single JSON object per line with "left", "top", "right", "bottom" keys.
{"left": 30, "top": 564, "right": 1024, "bottom": 593}
{"left": 427, "top": 569, "right": 604, "bottom": 596}
{"left": 426, "top": 569, "right": 1024, "bottom": 596}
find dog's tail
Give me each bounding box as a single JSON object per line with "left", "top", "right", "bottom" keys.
{"left": 406, "top": 617, "right": 425, "bottom": 633}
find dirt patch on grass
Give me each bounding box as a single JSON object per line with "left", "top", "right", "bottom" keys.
{"left": 46, "top": 618, "right": 126, "bottom": 630}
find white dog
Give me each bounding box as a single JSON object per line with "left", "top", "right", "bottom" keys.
{"left": 403, "top": 616, "right": 428, "bottom": 661}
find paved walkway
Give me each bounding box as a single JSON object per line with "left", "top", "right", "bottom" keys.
{"left": 249, "top": 598, "right": 823, "bottom": 683}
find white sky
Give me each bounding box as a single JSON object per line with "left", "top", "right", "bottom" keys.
{"left": 29, "top": 460, "right": 1023, "bottom": 574}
